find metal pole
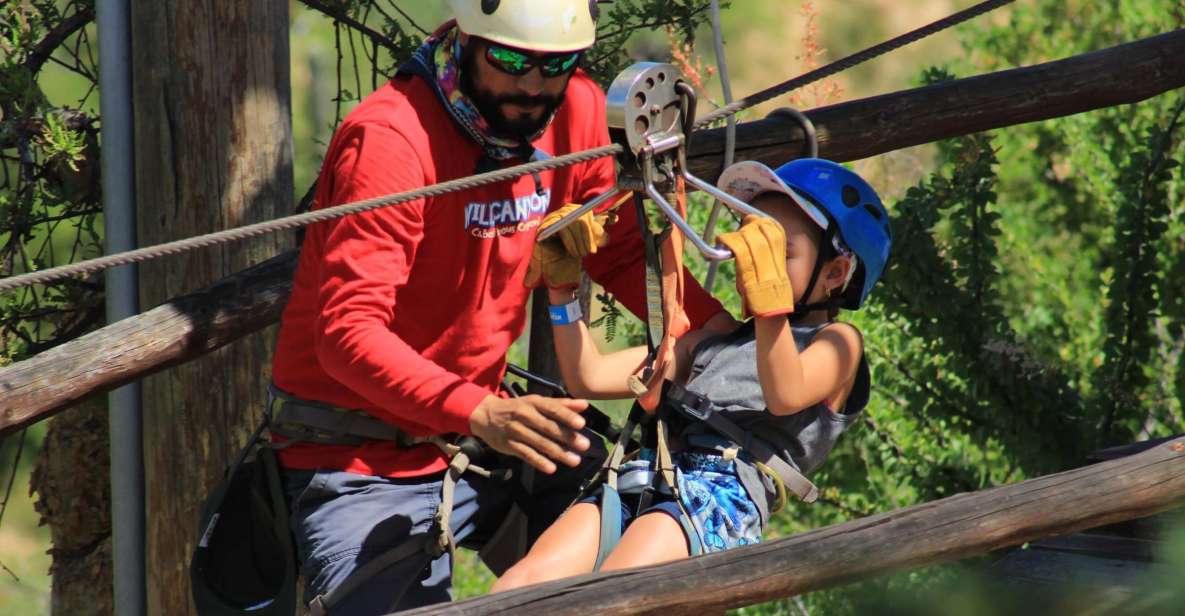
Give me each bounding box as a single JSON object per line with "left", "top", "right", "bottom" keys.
{"left": 703, "top": 0, "right": 737, "bottom": 290}
{"left": 97, "top": 0, "right": 145, "bottom": 613}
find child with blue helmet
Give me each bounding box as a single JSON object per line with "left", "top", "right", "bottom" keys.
{"left": 494, "top": 158, "right": 892, "bottom": 590}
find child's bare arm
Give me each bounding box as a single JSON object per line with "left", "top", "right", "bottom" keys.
{"left": 754, "top": 316, "right": 864, "bottom": 415}
{"left": 547, "top": 289, "right": 720, "bottom": 398}
{"left": 547, "top": 289, "right": 649, "bottom": 398}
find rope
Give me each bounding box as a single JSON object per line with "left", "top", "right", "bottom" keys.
{"left": 694, "top": 0, "right": 1015, "bottom": 129}
{"left": 0, "top": 0, "right": 1013, "bottom": 294}
{"left": 0, "top": 144, "right": 619, "bottom": 292}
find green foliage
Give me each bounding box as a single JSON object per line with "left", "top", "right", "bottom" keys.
{"left": 1094, "top": 104, "right": 1185, "bottom": 444}
{"left": 5, "top": 0, "right": 1185, "bottom": 612}
{"left": 0, "top": 0, "right": 102, "bottom": 361}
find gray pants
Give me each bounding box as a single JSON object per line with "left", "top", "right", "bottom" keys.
{"left": 282, "top": 450, "right": 600, "bottom": 613}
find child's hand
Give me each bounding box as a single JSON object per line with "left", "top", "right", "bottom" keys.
{"left": 524, "top": 238, "right": 581, "bottom": 289}
{"left": 525, "top": 204, "right": 615, "bottom": 290}
{"left": 542, "top": 202, "right": 613, "bottom": 258}
{"left": 717, "top": 215, "right": 795, "bottom": 317}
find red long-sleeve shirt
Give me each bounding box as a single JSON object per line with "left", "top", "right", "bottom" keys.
{"left": 272, "top": 71, "right": 724, "bottom": 477}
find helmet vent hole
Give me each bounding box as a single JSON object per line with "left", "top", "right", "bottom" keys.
{"left": 481, "top": 0, "right": 500, "bottom": 15}
{"left": 842, "top": 185, "right": 860, "bottom": 207}
{"left": 863, "top": 203, "right": 883, "bottom": 220}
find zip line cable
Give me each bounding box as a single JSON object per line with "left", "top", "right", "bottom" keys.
{"left": 0, "top": 0, "right": 1013, "bottom": 294}
{"left": 693, "top": 0, "right": 1015, "bottom": 129}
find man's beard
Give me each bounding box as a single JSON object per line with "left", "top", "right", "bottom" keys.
{"left": 459, "top": 48, "right": 567, "bottom": 141}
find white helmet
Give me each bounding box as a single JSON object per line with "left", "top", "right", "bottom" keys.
{"left": 450, "top": 0, "right": 598, "bottom": 53}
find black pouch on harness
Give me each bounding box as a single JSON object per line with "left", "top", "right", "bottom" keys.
{"left": 190, "top": 423, "right": 297, "bottom": 616}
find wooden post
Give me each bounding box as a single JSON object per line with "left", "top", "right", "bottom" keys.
{"left": 400, "top": 437, "right": 1185, "bottom": 616}
{"left": 129, "top": 0, "right": 293, "bottom": 613}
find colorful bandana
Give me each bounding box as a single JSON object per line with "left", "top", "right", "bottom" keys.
{"left": 400, "top": 23, "right": 555, "bottom": 164}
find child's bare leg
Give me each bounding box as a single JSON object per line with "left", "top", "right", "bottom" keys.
{"left": 599, "top": 511, "right": 689, "bottom": 571}
{"left": 492, "top": 502, "right": 602, "bottom": 592}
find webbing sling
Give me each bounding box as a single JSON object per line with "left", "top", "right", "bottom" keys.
{"left": 591, "top": 407, "right": 637, "bottom": 571}
{"left": 629, "top": 179, "right": 692, "bottom": 411}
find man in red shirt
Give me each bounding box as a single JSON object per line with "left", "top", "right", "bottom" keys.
{"left": 270, "top": 1, "right": 733, "bottom": 611}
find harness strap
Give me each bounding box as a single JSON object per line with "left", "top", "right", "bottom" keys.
{"left": 667, "top": 383, "right": 819, "bottom": 503}
{"left": 590, "top": 406, "right": 641, "bottom": 570}
{"left": 435, "top": 451, "right": 469, "bottom": 559}
{"left": 704, "top": 412, "right": 817, "bottom": 503}
{"left": 267, "top": 383, "right": 429, "bottom": 448}
{"left": 653, "top": 415, "right": 680, "bottom": 501}
{"left": 633, "top": 179, "right": 692, "bottom": 412}
{"left": 593, "top": 485, "right": 622, "bottom": 571}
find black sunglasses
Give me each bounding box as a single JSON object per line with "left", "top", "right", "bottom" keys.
{"left": 483, "top": 42, "right": 582, "bottom": 78}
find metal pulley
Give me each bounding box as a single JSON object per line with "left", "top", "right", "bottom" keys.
{"left": 538, "top": 62, "right": 767, "bottom": 261}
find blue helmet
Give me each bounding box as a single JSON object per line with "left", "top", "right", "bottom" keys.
{"left": 718, "top": 158, "right": 892, "bottom": 309}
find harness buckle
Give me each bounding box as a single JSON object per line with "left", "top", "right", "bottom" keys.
{"left": 667, "top": 384, "right": 715, "bottom": 421}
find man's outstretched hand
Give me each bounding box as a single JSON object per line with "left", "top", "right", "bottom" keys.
{"left": 468, "top": 394, "right": 591, "bottom": 474}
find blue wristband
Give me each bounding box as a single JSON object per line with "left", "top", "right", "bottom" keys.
{"left": 549, "top": 300, "right": 583, "bottom": 325}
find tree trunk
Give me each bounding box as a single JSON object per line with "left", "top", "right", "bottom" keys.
{"left": 30, "top": 398, "right": 114, "bottom": 615}
{"left": 130, "top": 1, "right": 293, "bottom": 614}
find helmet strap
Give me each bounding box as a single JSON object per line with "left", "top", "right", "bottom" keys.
{"left": 789, "top": 226, "right": 838, "bottom": 323}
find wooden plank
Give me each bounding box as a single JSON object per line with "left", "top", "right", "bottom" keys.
{"left": 3, "top": 31, "right": 1185, "bottom": 437}
{"left": 397, "top": 438, "right": 1185, "bottom": 616}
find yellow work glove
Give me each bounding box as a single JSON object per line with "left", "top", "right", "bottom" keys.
{"left": 541, "top": 202, "right": 613, "bottom": 258}
{"left": 524, "top": 238, "right": 581, "bottom": 289}
{"left": 716, "top": 215, "right": 795, "bottom": 317}
{"left": 523, "top": 203, "right": 615, "bottom": 290}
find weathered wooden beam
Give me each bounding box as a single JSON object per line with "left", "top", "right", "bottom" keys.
{"left": 400, "top": 437, "right": 1185, "bottom": 616}
{"left": 0, "top": 251, "right": 297, "bottom": 437}
{"left": 686, "top": 28, "right": 1185, "bottom": 181}
{"left": 3, "top": 30, "right": 1184, "bottom": 436}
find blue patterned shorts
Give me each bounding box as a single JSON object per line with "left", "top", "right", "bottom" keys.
{"left": 672, "top": 451, "right": 763, "bottom": 554}
{"left": 588, "top": 450, "right": 764, "bottom": 555}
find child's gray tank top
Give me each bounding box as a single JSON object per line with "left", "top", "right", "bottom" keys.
{"left": 682, "top": 320, "right": 870, "bottom": 475}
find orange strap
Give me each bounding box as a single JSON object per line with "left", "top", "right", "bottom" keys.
{"left": 634, "top": 177, "right": 691, "bottom": 411}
